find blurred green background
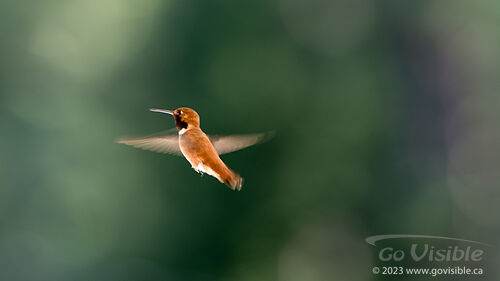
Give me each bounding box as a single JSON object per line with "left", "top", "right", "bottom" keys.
{"left": 1, "top": 0, "right": 499, "bottom": 280}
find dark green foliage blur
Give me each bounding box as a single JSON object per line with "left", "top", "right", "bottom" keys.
{"left": 1, "top": 0, "right": 499, "bottom": 280}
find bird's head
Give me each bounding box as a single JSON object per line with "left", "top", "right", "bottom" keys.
{"left": 150, "top": 107, "right": 200, "bottom": 130}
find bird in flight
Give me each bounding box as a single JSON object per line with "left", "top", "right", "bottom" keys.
{"left": 117, "top": 107, "right": 273, "bottom": 190}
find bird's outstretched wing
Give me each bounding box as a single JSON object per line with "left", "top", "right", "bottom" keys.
{"left": 116, "top": 129, "right": 183, "bottom": 156}
{"left": 209, "top": 131, "right": 274, "bottom": 155}
{"left": 117, "top": 130, "right": 274, "bottom": 156}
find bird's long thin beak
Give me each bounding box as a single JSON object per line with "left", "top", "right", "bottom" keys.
{"left": 150, "top": 108, "right": 173, "bottom": 115}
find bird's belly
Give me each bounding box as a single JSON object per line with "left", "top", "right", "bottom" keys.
{"left": 179, "top": 130, "right": 225, "bottom": 183}
{"left": 196, "top": 163, "right": 221, "bottom": 180}
{"left": 180, "top": 148, "right": 223, "bottom": 182}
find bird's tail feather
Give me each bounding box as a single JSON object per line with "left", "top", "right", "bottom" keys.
{"left": 224, "top": 170, "right": 243, "bottom": 191}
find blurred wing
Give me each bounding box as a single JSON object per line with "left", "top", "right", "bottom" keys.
{"left": 116, "top": 133, "right": 182, "bottom": 156}
{"left": 209, "top": 131, "right": 274, "bottom": 155}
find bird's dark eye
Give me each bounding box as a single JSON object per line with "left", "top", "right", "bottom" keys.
{"left": 176, "top": 110, "right": 182, "bottom": 115}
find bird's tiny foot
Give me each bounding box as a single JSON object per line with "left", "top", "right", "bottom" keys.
{"left": 193, "top": 168, "right": 204, "bottom": 176}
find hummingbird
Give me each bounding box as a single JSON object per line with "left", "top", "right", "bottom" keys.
{"left": 117, "top": 107, "right": 273, "bottom": 191}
